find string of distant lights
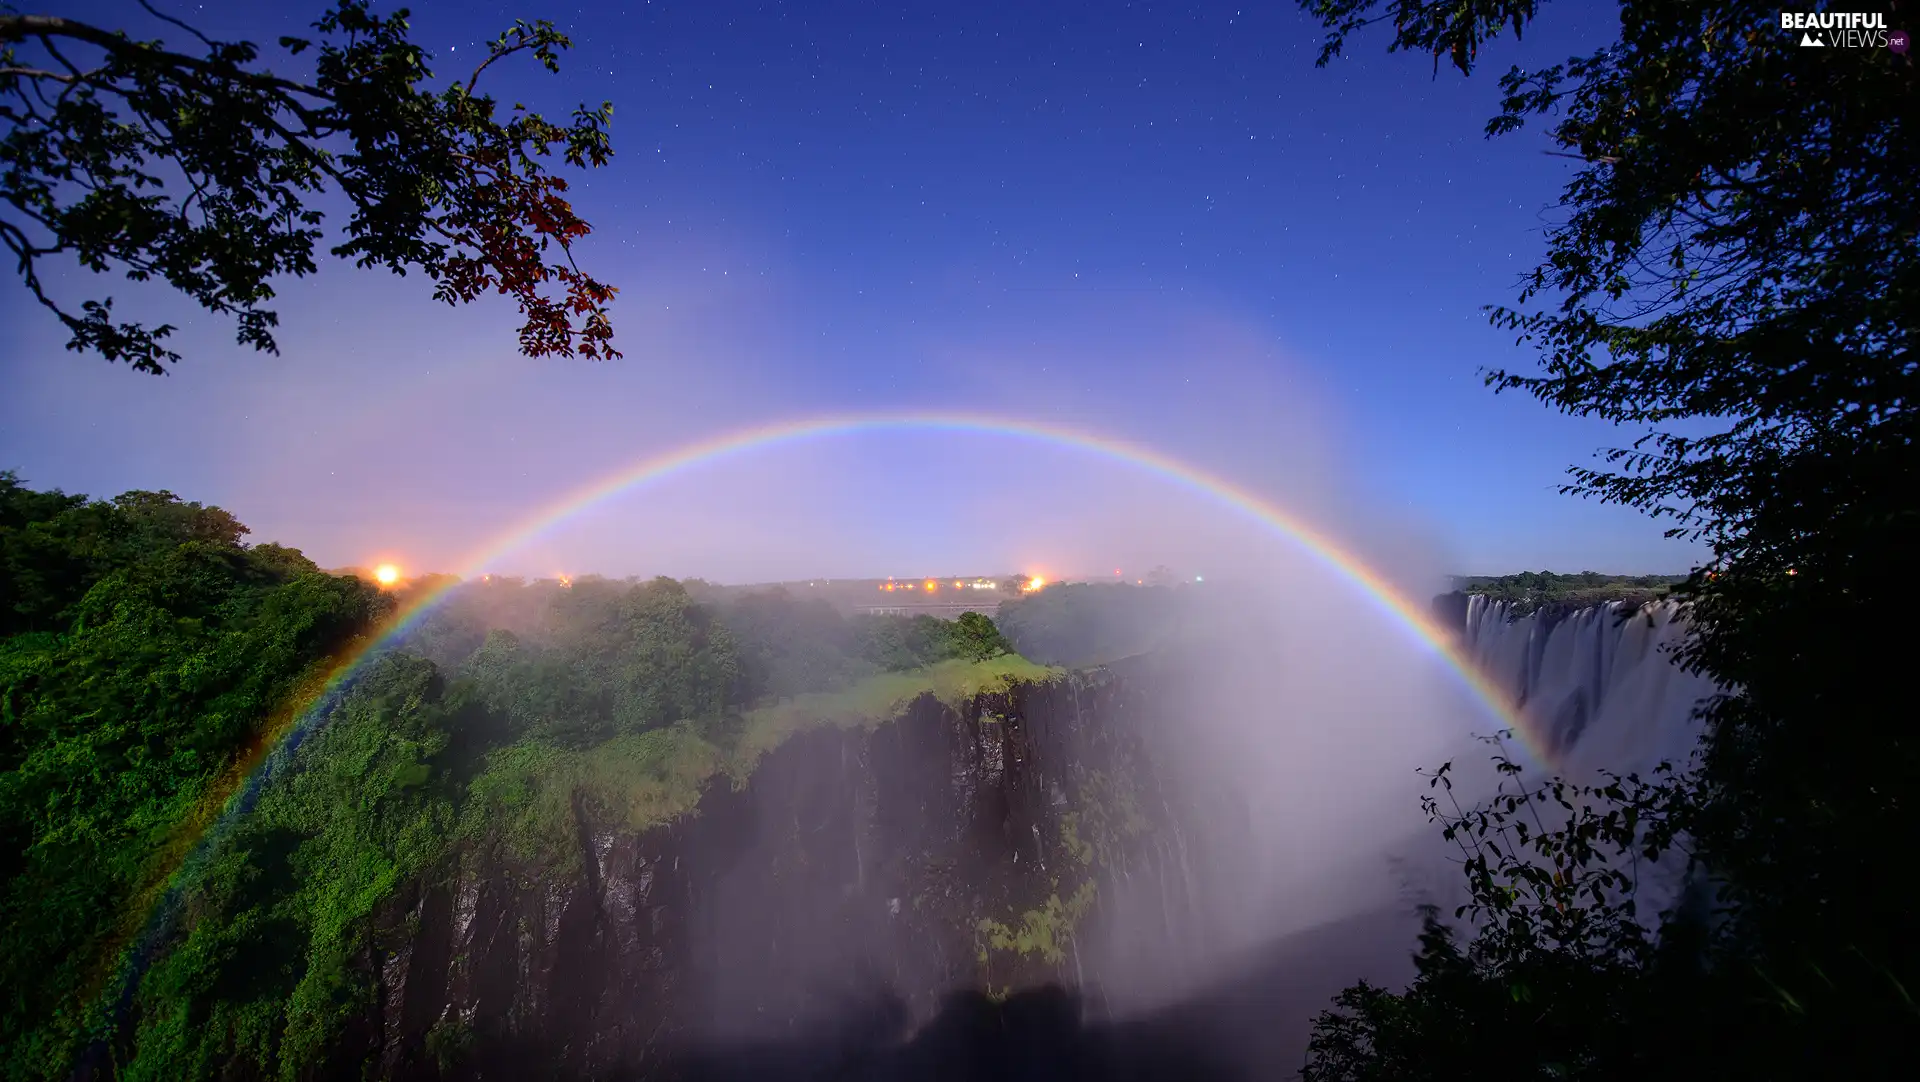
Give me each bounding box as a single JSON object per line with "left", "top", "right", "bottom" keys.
{"left": 872, "top": 571, "right": 1200, "bottom": 594}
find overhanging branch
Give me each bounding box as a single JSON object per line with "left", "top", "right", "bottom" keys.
{"left": 0, "top": 13, "right": 332, "bottom": 104}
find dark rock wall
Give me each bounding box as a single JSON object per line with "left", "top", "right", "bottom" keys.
{"left": 364, "top": 672, "right": 1195, "bottom": 1081}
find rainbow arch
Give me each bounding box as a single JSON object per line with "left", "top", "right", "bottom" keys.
{"left": 107, "top": 412, "right": 1534, "bottom": 1017}
{"left": 448, "top": 412, "right": 1531, "bottom": 743}
{"left": 192, "top": 410, "right": 1548, "bottom": 877}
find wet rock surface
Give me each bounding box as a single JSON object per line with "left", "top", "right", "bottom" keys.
{"left": 362, "top": 672, "right": 1248, "bottom": 1080}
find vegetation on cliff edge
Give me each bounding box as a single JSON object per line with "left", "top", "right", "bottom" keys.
{"left": 1445, "top": 571, "right": 1687, "bottom": 615}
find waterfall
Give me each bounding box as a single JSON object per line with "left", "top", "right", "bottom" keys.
{"left": 1409, "top": 596, "right": 1727, "bottom": 924}
{"left": 1458, "top": 597, "right": 1721, "bottom": 781}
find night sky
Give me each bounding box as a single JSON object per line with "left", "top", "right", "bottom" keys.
{"left": 0, "top": 0, "right": 1702, "bottom": 582}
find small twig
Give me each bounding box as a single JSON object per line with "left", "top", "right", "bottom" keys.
{"left": 1543, "top": 149, "right": 1623, "bottom": 165}
{"left": 135, "top": 0, "right": 216, "bottom": 50}
{"left": 178, "top": 172, "right": 211, "bottom": 225}
{"left": 465, "top": 41, "right": 529, "bottom": 95}
{"left": 2, "top": 219, "right": 78, "bottom": 320}
{"left": 22, "top": 69, "right": 59, "bottom": 112}
{"left": 35, "top": 31, "right": 88, "bottom": 81}
{"left": 0, "top": 64, "right": 82, "bottom": 82}
{"left": 0, "top": 99, "right": 47, "bottom": 125}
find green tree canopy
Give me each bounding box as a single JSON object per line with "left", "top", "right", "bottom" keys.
{"left": 2, "top": 470, "right": 258, "bottom": 634}
{"left": 946, "top": 610, "right": 1014, "bottom": 662}
{"left": 1, "top": 0, "right": 619, "bottom": 372}
{"left": 0, "top": 485, "right": 387, "bottom": 1077}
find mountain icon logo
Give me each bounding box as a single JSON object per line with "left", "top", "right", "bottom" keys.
{"left": 1800, "top": 31, "right": 1825, "bottom": 47}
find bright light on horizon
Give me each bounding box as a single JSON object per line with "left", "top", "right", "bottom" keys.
{"left": 373, "top": 564, "right": 401, "bottom": 586}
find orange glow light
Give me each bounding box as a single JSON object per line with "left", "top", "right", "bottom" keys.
{"left": 373, "top": 564, "right": 401, "bottom": 587}
{"left": 924, "top": 580, "right": 938, "bottom": 592}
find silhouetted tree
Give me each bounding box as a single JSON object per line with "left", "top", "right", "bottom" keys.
{"left": 1, "top": 0, "right": 619, "bottom": 371}
{"left": 1297, "top": 2, "right": 1918, "bottom": 1078}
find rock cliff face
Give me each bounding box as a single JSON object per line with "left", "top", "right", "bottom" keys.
{"left": 354, "top": 671, "right": 1218, "bottom": 1081}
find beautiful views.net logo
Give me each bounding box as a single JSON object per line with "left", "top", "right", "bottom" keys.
{"left": 1779, "top": 10, "right": 1900, "bottom": 48}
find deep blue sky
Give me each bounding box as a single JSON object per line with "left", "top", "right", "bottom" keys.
{"left": 0, "top": 0, "right": 1703, "bottom": 581}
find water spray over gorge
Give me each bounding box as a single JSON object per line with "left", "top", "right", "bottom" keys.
{"left": 289, "top": 579, "right": 1721, "bottom": 1081}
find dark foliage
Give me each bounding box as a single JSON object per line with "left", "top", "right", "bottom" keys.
{"left": 1, "top": 1, "right": 619, "bottom": 371}
{"left": 1296, "top": 2, "right": 1919, "bottom": 1078}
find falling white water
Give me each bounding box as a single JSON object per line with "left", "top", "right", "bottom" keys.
{"left": 1393, "top": 597, "right": 1727, "bottom": 928}
{"left": 1458, "top": 597, "right": 1722, "bottom": 782}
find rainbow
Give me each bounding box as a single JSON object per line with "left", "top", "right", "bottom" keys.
{"left": 449, "top": 412, "right": 1533, "bottom": 748}
{"left": 105, "top": 412, "right": 1534, "bottom": 1023}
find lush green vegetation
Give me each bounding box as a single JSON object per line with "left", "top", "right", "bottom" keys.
{"left": 459, "top": 653, "right": 1054, "bottom": 873}
{"left": 0, "top": 473, "right": 1041, "bottom": 1080}
{"left": 127, "top": 654, "right": 471, "bottom": 1082}
{"left": 0, "top": 472, "right": 387, "bottom": 1079}
{"left": 1296, "top": 2, "right": 1917, "bottom": 1078}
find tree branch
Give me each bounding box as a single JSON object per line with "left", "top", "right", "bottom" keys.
{"left": 134, "top": 0, "right": 216, "bottom": 50}
{"left": 0, "top": 13, "right": 332, "bottom": 103}
{"left": 0, "top": 65, "right": 86, "bottom": 82}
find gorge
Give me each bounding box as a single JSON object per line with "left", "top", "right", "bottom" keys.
{"left": 0, "top": 483, "right": 1722, "bottom": 1082}
{"left": 277, "top": 593, "right": 1721, "bottom": 1081}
